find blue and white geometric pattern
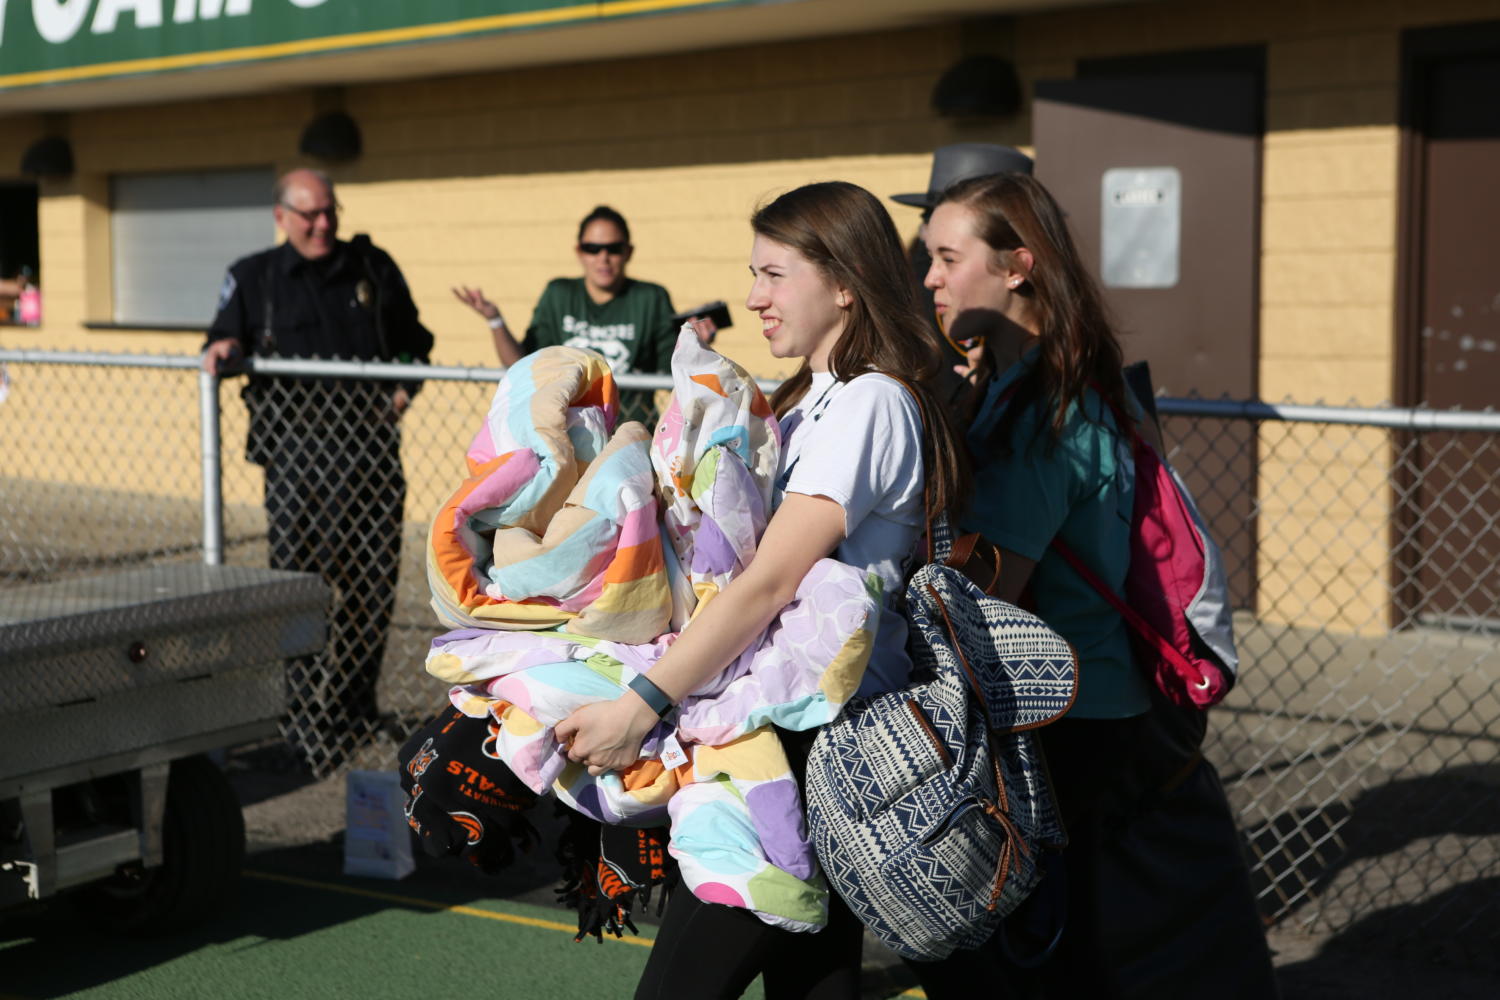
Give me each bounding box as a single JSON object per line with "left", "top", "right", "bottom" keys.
{"left": 906, "top": 563, "right": 1078, "bottom": 732}
{"left": 806, "top": 543, "right": 1078, "bottom": 962}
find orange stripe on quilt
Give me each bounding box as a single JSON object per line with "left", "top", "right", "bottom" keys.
{"left": 573, "top": 376, "right": 619, "bottom": 413}
{"left": 604, "top": 538, "right": 667, "bottom": 585}
{"left": 432, "top": 453, "right": 519, "bottom": 607}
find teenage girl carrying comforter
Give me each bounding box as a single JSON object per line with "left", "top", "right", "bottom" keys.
{"left": 419, "top": 331, "right": 880, "bottom": 933}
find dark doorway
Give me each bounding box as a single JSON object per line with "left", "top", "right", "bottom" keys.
{"left": 1033, "top": 49, "right": 1264, "bottom": 611}
{"left": 0, "top": 182, "right": 39, "bottom": 278}
{"left": 1396, "top": 23, "right": 1500, "bottom": 628}
{"left": 1, "top": 181, "right": 40, "bottom": 324}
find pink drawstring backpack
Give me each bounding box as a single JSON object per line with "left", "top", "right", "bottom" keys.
{"left": 1001, "top": 378, "right": 1239, "bottom": 709}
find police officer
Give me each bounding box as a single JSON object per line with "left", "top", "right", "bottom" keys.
{"left": 202, "top": 168, "right": 434, "bottom": 776}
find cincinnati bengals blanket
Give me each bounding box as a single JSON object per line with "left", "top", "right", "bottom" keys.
{"left": 398, "top": 708, "right": 538, "bottom": 874}
{"left": 423, "top": 333, "right": 880, "bottom": 933}
{"left": 400, "top": 708, "right": 671, "bottom": 942}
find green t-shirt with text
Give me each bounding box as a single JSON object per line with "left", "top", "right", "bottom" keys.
{"left": 522, "top": 277, "right": 677, "bottom": 376}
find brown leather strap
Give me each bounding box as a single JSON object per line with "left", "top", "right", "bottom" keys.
{"left": 925, "top": 582, "right": 990, "bottom": 717}
{"left": 946, "top": 532, "right": 980, "bottom": 571}
{"left": 947, "top": 532, "right": 1003, "bottom": 596}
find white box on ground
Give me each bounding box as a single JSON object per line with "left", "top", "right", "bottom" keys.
{"left": 343, "top": 769, "right": 415, "bottom": 880}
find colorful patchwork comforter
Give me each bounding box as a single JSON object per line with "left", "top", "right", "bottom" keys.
{"left": 424, "top": 331, "right": 880, "bottom": 932}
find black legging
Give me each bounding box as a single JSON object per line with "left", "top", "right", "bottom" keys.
{"left": 634, "top": 727, "right": 865, "bottom": 1000}
{"left": 635, "top": 878, "right": 865, "bottom": 999}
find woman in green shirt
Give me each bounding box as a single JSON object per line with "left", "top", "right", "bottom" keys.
{"left": 454, "top": 205, "right": 711, "bottom": 373}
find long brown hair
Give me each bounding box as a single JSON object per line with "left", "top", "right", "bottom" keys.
{"left": 937, "top": 173, "right": 1128, "bottom": 447}
{"left": 751, "top": 181, "right": 970, "bottom": 518}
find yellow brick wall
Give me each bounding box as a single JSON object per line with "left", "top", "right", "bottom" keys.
{"left": 18, "top": 26, "right": 1011, "bottom": 371}
{"left": 1007, "top": 0, "right": 1498, "bottom": 633}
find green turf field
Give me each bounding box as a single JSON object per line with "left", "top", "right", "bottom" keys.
{"left": 1, "top": 866, "right": 924, "bottom": 999}
{"left": 2, "top": 868, "right": 707, "bottom": 1000}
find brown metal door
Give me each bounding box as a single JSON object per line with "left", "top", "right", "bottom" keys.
{"left": 1034, "top": 74, "right": 1261, "bottom": 609}
{"left": 1408, "top": 50, "right": 1500, "bottom": 625}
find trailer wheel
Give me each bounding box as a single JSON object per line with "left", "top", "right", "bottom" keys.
{"left": 78, "top": 754, "right": 246, "bottom": 935}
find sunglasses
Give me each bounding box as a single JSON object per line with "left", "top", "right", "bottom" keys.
{"left": 281, "top": 202, "right": 340, "bottom": 224}
{"left": 578, "top": 241, "right": 628, "bottom": 256}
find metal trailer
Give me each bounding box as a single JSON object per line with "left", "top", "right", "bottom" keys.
{"left": 0, "top": 564, "right": 326, "bottom": 932}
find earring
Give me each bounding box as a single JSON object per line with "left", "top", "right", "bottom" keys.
{"left": 1008, "top": 279, "right": 1022, "bottom": 290}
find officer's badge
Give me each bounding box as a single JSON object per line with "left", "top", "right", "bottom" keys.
{"left": 355, "top": 279, "right": 373, "bottom": 309}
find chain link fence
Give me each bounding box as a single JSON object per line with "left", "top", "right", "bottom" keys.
{"left": 1, "top": 349, "right": 1496, "bottom": 967}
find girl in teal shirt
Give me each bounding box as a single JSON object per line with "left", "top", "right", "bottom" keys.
{"left": 914, "top": 172, "right": 1277, "bottom": 999}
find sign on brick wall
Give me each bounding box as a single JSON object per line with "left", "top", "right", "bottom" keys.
{"left": 0, "top": 0, "right": 753, "bottom": 90}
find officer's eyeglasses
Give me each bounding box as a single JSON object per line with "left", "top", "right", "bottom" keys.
{"left": 281, "top": 202, "right": 340, "bottom": 224}
{"left": 578, "top": 241, "right": 628, "bottom": 256}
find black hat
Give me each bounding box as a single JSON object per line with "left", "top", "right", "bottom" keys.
{"left": 891, "top": 143, "right": 1034, "bottom": 209}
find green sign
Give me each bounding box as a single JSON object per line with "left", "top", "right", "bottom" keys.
{"left": 0, "top": 0, "right": 755, "bottom": 90}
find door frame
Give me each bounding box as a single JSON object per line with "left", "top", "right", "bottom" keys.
{"left": 1394, "top": 20, "right": 1500, "bottom": 408}
{"left": 1391, "top": 20, "right": 1500, "bottom": 627}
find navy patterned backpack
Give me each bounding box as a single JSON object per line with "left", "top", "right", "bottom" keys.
{"left": 804, "top": 518, "right": 1078, "bottom": 962}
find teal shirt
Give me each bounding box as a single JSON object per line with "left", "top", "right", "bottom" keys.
{"left": 960, "top": 352, "right": 1150, "bottom": 719}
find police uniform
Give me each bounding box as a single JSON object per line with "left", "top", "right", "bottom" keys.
{"left": 206, "top": 235, "right": 434, "bottom": 774}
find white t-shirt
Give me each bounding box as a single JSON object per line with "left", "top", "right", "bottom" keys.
{"left": 775, "top": 371, "right": 925, "bottom": 696}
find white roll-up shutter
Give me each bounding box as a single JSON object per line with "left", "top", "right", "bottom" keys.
{"left": 111, "top": 168, "right": 274, "bottom": 327}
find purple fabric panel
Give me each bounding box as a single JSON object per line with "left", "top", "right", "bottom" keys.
{"left": 689, "top": 516, "right": 741, "bottom": 576}
{"left": 746, "top": 779, "right": 814, "bottom": 881}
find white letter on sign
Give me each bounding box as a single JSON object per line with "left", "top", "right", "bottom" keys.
{"left": 92, "top": 0, "right": 164, "bottom": 32}
{"left": 173, "top": 0, "right": 250, "bottom": 21}
{"left": 32, "top": 0, "right": 92, "bottom": 43}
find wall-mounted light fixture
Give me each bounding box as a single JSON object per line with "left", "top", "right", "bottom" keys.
{"left": 20, "top": 136, "right": 75, "bottom": 178}
{"left": 298, "top": 111, "right": 362, "bottom": 163}
{"left": 931, "top": 55, "right": 1023, "bottom": 119}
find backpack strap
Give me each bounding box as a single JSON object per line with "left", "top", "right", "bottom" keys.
{"left": 1048, "top": 537, "right": 1207, "bottom": 691}
{"left": 946, "top": 532, "right": 1004, "bottom": 596}
{"left": 990, "top": 376, "right": 1210, "bottom": 694}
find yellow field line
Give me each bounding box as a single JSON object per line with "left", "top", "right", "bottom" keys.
{"left": 243, "top": 870, "right": 926, "bottom": 995}
{"left": 243, "top": 868, "right": 654, "bottom": 948}
{"left": 0, "top": 0, "right": 730, "bottom": 89}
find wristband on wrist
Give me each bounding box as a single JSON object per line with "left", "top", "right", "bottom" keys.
{"left": 627, "top": 673, "right": 675, "bottom": 719}
{"left": 487, "top": 314, "right": 507, "bottom": 330}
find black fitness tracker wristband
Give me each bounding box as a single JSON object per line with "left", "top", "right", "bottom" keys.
{"left": 628, "top": 673, "right": 675, "bottom": 719}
